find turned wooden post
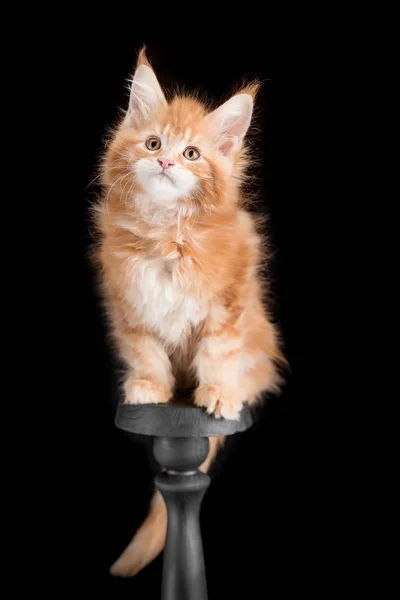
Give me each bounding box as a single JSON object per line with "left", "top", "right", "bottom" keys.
{"left": 114, "top": 399, "right": 253, "bottom": 600}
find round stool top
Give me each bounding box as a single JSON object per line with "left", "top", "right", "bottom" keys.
{"left": 114, "top": 397, "right": 253, "bottom": 438}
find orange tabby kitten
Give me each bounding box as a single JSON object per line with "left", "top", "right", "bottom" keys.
{"left": 91, "top": 48, "right": 285, "bottom": 577}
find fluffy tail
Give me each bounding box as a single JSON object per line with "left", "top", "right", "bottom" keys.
{"left": 110, "top": 435, "right": 225, "bottom": 577}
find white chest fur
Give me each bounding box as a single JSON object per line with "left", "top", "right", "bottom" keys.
{"left": 125, "top": 255, "right": 207, "bottom": 344}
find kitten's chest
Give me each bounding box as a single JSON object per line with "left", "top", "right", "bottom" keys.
{"left": 126, "top": 248, "right": 207, "bottom": 344}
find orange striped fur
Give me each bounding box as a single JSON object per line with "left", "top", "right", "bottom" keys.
{"left": 91, "top": 47, "right": 286, "bottom": 577}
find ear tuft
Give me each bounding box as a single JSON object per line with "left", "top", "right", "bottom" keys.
{"left": 238, "top": 81, "right": 260, "bottom": 100}
{"left": 136, "top": 45, "right": 152, "bottom": 69}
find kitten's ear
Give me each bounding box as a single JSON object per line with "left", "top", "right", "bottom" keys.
{"left": 206, "top": 85, "right": 258, "bottom": 156}
{"left": 125, "top": 47, "right": 167, "bottom": 125}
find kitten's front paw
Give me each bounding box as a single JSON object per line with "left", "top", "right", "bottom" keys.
{"left": 194, "top": 385, "right": 243, "bottom": 420}
{"left": 124, "top": 376, "right": 172, "bottom": 405}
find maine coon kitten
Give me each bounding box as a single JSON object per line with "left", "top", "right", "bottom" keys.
{"left": 91, "top": 48, "right": 285, "bottom": 577}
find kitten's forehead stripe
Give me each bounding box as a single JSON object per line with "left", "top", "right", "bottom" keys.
{"left": 148, "top": 124, "right": 199, "bottom": 150}
{"left": 161, "top": 134, "right": 169, "bottom": 149}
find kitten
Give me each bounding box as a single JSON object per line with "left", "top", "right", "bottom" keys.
{"left": 91, "top": 47, "right": 286, "bottom": 577}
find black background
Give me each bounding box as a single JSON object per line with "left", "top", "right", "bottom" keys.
{"left": 35, "top": 24, "right": 332, "bottom": 599}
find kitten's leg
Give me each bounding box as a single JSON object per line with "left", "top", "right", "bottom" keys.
{"left": 117, "top": 329, "right": 174, "bottom": 405}
{"left": 193, "top": 322, "right": 244, "bottom": 420}
{"left": 193, "top": 299, "right": 285, "bottom": 419}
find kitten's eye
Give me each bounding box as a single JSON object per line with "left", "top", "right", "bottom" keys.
{"left": 146, "top": 137, "right": 161, "bottom": 151}
{"left": 183, "top": 147, "right": 200, "bottom": 161}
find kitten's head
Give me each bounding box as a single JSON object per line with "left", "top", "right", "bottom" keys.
{"left": 102, "top": 48, "right": 258, "bottom": 211}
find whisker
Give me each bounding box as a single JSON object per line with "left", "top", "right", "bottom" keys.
{"left": 86, "top": 166, "right": 128, "bottom": 190}
{"left": 120, "top": 174, "right": 137, "bottom": 204}
{"left": 105, "top": 172, "right": 131, "bottom": 203}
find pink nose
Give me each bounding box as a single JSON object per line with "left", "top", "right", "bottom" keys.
{"left": 158, "top": 158, "right": 175, "bottom": 170}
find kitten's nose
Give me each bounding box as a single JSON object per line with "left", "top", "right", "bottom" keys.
{"left": 158, "top": 158, "right": 175, "bottom": 170}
